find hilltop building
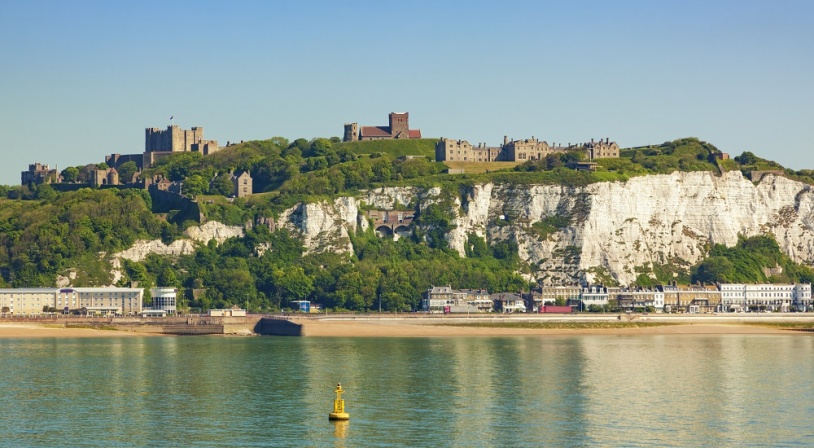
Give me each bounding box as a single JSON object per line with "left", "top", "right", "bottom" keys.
{"left": 231, "top": 171, "right": 252, "bottom": 198}
{"left": 343, "top": 112, "right": 422, "bottom": 142}
{"left": 436, "top": 136, "right": 619, "bottom": 163}
{"left": 98, "top": 124, "right": 220, "bottom": 173}
{"left": 143, "top": 125, "right": 219, "bottom": 167}
{"left": 21, "top": 163, "right": 60, "bottom": 185}
{"left": 584, "top": 138, "right": 620, "bottom": 159}
{"left": 105, "top": 153, "right": 144, "bottom": 171}
{"left": 435, "top": 139, "right": 503, "bottom": 162}
{"left": 90, "top": 167, "right": 119, "bottom": 187}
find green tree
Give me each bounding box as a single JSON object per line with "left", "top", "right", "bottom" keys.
{"left": 692, "top": 256, "right": 735, "bottom": 283}
{"left": 117, "top": 161, "right": 138, "bottom": 184}
{"left": 278, "top": 266, "right": 313, "bottom": 303}
{"left": 308, "top": 138, "right": 333, "bottom": 157}
{"left": 545, "top": 153, "right": 563, "bottom": 170}
{"left": 735, "top": 151, "right": 758, "bottom": 165}
{"left": 61, "top": 166, "right": 80, "bottom": 183}
{"left": 183, "top": 174, "right": 207, "bottom": 197}
{"left": 35, "top": 184, "right": 57, "bottom": 201}
{"left": 209, "top": 174, "right": 234, "bottom": 196}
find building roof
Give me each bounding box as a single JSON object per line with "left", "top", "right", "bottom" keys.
{"left": 458, "top": 288, "right": 489, "bottom": 295}
{"left": 490, "top": 293, "right": 523, "bottom": 301}
{"left": 360, "top": 126, "right": 392, "bottom": 137}
{"left": 359, "top": 126, "right": 422, "bottom": 139}
{"left": 0, "top": 288, "right": 58, "bottom": 293}
{"left": 59, "top": 287, "right": 143, "bottom": 293}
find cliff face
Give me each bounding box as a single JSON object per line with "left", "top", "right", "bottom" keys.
{"left": 271, "top": 171, "right": 814, "bottom": 285}
{"left": 107, "top": 171, "right": 814, "bottom": 285}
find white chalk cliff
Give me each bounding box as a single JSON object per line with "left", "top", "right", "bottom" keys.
{"left": 273, "top": 171, "right": 814, "bottom": 285}
{"left": 116, "top": 221, "right": 244, "bottom": 262}
{"left": 109, "top": 171, "right": 814, "bottom": 286}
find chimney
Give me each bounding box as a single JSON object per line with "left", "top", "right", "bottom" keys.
{"left": 591, "top": 138, "right": 594, "bottom": 143}
{"left": 504, "top": 135, "right": 508, "bottom": 145}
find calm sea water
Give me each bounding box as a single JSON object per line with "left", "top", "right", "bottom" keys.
{"left": 1, "top": 334, "right": 813, "bottom": 447}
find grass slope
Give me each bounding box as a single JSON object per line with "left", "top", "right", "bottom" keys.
{"left": 333, "top": 138, "right": 438, "bottom": 158}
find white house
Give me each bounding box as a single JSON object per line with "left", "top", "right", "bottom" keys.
{"left": 719, "top": 283, "right": 812, "bottom": 312}
{"left": 580, "top": 286, "right": 610, "bottom": 308}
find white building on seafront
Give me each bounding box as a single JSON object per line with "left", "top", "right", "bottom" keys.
{"left": 719, "top": 283, "right": 812, "bottom": 312}
{"left": 150, "top": 287, "right": 177, "bottom": 315}
{"left": 0, "top": 288, "right": 62, "bottom": 315}
{"left": 0, "top": 287, "right": 150, "bottom": 316}
{"left": 580, "top": 286, "right": 610, "bottom": 308}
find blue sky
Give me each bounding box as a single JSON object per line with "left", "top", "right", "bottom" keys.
{"left": 1, "top": 0, "right": 812, "bottom": 185}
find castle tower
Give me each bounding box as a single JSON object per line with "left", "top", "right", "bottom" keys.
{"left": 343, "top": 123, "right": 359, "bottom": 142}
{"left": 145, "top": 125, "right": 206, "bottom": 153}
{"left": 107, "top": 168, "right": 119, "bottom": 186}
{"left": 389, "top": 112, "right": 409, "bottom": 138}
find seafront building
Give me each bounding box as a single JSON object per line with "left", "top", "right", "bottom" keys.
{"left": 0, "top": 288, "right": 61, "bottom": 315}
{"left": 422, "top": 286, "right": 491, "bottom": 313}
{"left": 0, "top": 287, "right": 152, "bottom": 316}
{"left": 615, "top": 288, "right": 666, "bottom": 312}
{"left": 718, "top": 283, "right": 812, "bottom": 312}
{"left": 580, "top": 285, "right": 610, "bottom": 308}
{"left": 657, "top": 284, "right": 721, "bottom": 313}
{"left": 150, "top": 287, "right": 177, "bottom": 315}
{"left": 420, "top": 282, "right": 812, "bottom": 314}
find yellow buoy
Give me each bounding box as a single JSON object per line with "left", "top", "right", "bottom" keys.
{"left": 328, "top": 383, "right": 350, "bottom": 420}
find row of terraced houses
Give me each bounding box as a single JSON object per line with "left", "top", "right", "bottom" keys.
{"left": 423, "top": 283, "right": 813, "bottom": 314}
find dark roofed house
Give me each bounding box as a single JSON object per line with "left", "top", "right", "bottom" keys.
{"left": 345, "top": 112, "right": 422, "bottom": 141}
{"left": 231, "top": 171, "right": 252, "bottom": 198}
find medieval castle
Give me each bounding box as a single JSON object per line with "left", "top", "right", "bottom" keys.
{"left": 22, "top": 112, "right": 619, "bottom": 195}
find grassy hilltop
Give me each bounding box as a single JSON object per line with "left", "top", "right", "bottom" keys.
{"left": 2, "top": 136, "right": 814, "bottom": 312}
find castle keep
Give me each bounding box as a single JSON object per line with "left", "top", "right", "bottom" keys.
{"left": 143, "top": 125, "right": 219, "bottom": 167}
{"left": 343, "top": 112, "right": 422, "bottom": 141}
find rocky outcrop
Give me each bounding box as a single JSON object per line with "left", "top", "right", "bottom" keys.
{"left": 116, "top": 221, "right": 244, "bottom": 262}
{"left": 185, "top": 221, "right": 244, "bottom": 244}
{"left": 278, "top": 197, "right": 358, "bottom": 254}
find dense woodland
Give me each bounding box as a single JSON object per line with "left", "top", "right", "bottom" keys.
{"left": 1, "top": 136, "right": 813, "bottom": 312}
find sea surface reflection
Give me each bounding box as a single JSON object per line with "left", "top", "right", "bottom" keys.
{"left": 0, "top": 335, "right": 812, "bottom": 447}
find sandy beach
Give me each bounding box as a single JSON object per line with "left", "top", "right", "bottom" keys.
{"left": 0, "top": 323, "right": 149, "bottom": 338}
{"left": 1, "top": 316, "right": 810, "bottom": 338}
